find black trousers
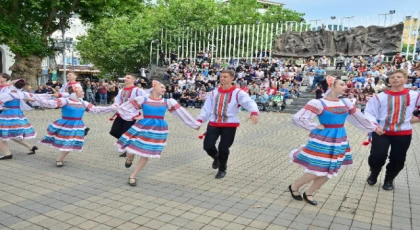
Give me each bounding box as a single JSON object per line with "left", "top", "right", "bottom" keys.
{"left": 109, "top": 117, "right": 136, "bottom": 139}
{"left": 203, "top": 125, "right": 237, "bottom": 171}
{"left": 368, "top": 133, "right": 412, "bottom": 179}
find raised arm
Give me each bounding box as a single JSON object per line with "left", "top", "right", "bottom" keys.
{"left": 117, "top": 96, "right": 145, "bottom": 121}
{"left": 343, "top": 98, "right": 378, "bottom": 133}
{"left": 32, "top": 96, "right": 68, "bottom": 109}
{"left": 82, "top": 101, "right": 116, "bottom": 114}
{"left": 292, "top": 99, "right": 322, "bottom": 131}
{"left": 167, "top": 99, "right": 201, "bottom": 129}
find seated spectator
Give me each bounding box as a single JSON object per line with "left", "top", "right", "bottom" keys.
{"left": 347, "top": 93, "right": 357, "bottom": 105}
{"left": 186, "top": 89, "right": 198, "bottom": 108}
{"left": 179, "top": 89, "right": 189, "bottom": 106}
{"left": 250, "top": 91, "right": 257, "bottom": 101}
{"left": 278, "top": 84, "right": 290, "bottom": 104}
{"left": 271, "top": 92, "right": 283, "bottom": 107}
{"left": 374, "top": 79, "right": 386, "bottom": 93}
{"left": 356, "top": 93, "right": 368, "bottom": 112}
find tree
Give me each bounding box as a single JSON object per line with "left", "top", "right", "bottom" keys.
{"left": 77, "top": 0, "right": 305, "bottom": 77}
{"left": 77, "top": 10, "right": 158, "bottom": 76}
{"left": 0, "top": 0, "right": 144, "bottom": 85}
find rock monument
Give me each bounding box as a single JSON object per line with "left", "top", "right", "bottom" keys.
{"left": 272, "top": 23, "right": 404, "bottom": 57}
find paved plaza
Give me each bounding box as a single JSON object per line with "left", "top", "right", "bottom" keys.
{"left": 0, "top": 109, "right": 419, "bottom": 230}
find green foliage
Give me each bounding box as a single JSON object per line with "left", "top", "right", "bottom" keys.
{"left": 77, "top": 0, "right": 305, "bottom": 76}
{"left": 0, "top": 0, "right": 144, "bottom": 57}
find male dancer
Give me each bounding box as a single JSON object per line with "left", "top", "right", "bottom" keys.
{"left": 364, "top": 69, "right": 420, "bottom": 190}
{"left": 110, "top": 74, "right": 150, "bottom": 157}
{"left": 57, "top": 72, "right": 82, "bottom": 98}
{"left": 197, "top": 70, "right": 259, "bottom": 179}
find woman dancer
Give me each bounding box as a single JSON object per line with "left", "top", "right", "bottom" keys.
{"left": 116, "top": 80, "right": 200, "bottom": 186}
{"left": 34, "top": 85, "right": 116, "bottom": 167}
{"left": 0, "top": 79, "right": 38, "bottom": 160}
{"left": 289, "top": 76, "right": 381, "bottom": 205}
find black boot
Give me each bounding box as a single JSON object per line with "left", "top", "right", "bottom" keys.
{"left": 383, "top": 173, "right": 398, "bottom": 191}
{"left": 367, "top": 168, "right": 381, "bottom": 185}
{"left": 215, "top": 170, "right": 226, "bottom": 179}
{"left": 119, "top": 152, "right": 127, "bottom": 157}
{"left": 212, "top": 158, "right": 220, "bottom": 169}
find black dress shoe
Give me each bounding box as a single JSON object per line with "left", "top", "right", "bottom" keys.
{"left": 212, "top": 158, "right": 220, "bottom": 169}
{"left": 27, "top": 146, "right": 38, "bottom": 155}
{"left": 383, "top": 180, "right": 394, "bottom": 191}
{"left": 119, "top": 152, "right": 127, "bottom": 157}
{"left": 0, "top": 154, "right": 12, "bottom": 160}
{"left": 84, "top": 127, "right": 90, "bottom": 136}
{"left": 215, "top": 171, "right": 226, "bottom": 179}
{"left": 303, "top": 192, "right": 318, "bottom": 206}
{"left": 367, "top": 169, "right": 381, "bottom": 185}
{"left": 288, "top": 185, "right": 303, "bottom": 201}
{"left": 128, "top": 178, "right": 137, "bottom": 187}
{"left": 125, "top": 158, "right": 133, "bottom": 168}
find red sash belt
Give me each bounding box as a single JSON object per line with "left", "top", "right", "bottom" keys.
{"left": 323, "top": 124, "right": 344, "bottom": 128}
{"left": 62, "top": 117, "right": 82, "bottom": 120}
{"left": 144, "top": 115, "right": 164, "bottom": 120}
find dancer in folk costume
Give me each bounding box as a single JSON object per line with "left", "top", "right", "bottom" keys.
{"left": 54, "top": 72, "right": 92, "bottom": 136}
{"left": 109, "top": 74, "right": 150, "bottom": 157}
{"left": 34, "top": 85, "right": 116, "bottom": 167}
{"left": 289, "top": 76, "right": 381, "bottom": 205}
{"left": 0, "top": 79, "right": 38, "bottom": 160}
{"left": 197, "top": 70, "right": 259, "bottom": 179}
{"left": 56, "top": 72, "right": 82, "bottom": 98}
{"left": 0, "top": 73, "right": 11, "bottom": 93}
{"left": 365, "top": 69, "right": 420, "bottom": 190}
{"left": 116, "top": 80, "right": 200, "bottom": 186}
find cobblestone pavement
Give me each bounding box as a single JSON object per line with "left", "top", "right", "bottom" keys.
{"left": 0, "top": 108, "right": 419, "bottom": 230}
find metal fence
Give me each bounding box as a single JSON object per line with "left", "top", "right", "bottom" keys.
{"left": 154, "top": 12, "right": 420, "bottom": 64}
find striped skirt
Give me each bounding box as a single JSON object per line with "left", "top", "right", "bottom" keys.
{"left": 0, "top": 110, "right": 36, "bottom": 140}
{"left": 40, "top": 119, "right": 85, "bottom": 151}
{"left": 290, "top": 128, "right": 352, "bottom": 178}
{"left": 116, "top": 119, "right": 168, "bottom": 158}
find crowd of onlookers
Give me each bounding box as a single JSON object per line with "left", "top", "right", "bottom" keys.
{"left": 158, "top": 50, "right": 420, "bottom": 112}
{"left": 25, "top": 78, "right": 150, "bottom": 105}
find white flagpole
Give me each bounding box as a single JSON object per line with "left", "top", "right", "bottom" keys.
{"left": 265, "top": 23, "right": 269, "bottom": 57}
{"left": 212, "top": 28, "right": 215, "bottom": 63}
{"left": 195, "top": 30, "right": 197, "bottom": 63}
{"left": 219, "top": 26, "right": 223, "bottom": 59}
{"left": 412, "top": 13, "right": 420, "bottom": 58}
{"left": 225, "top": 25, "right": 228, "bottom": 61}
{"left": 228, "top": 25, "right": 232, "bottom": 59}
{"left": 406, "top": 15, "right": 414, "bottom": 57}
{"left": 269, "top": 23, "right": 274, "bottom": 60}
{"left": 242, "top": 24, "right": 246, "bottom": 58}
{"left": 256, "top": 23, "right": 260, "bottom": 59}
{"left": 233, "top": 25, "right": 237, "bottom": 60}
{"left": 251, "top": 24, "right": 255, "bottom": 60}
{"left": 181, "top": 30, "right": 184, "bottom": 60}
{"left": 246, "top": 24, "right": 250, "bottom": 62}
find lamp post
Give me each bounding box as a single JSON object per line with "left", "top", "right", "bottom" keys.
{"left": 378, "top": 10, "right": 395, "bottom": 27}
{"left": 149, "top": 39, "right": 160, "bottom": 66}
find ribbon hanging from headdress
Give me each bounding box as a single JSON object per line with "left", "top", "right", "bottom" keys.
{"left": 322, "top": 75, "right": 336, "bottom": 98}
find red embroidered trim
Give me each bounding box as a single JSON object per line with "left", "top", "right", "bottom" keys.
{"left": 168, "top": 103, "right": 181, "bottom": 112}
{"left": 304, "top": 104, "right": 318, "bottom": 114}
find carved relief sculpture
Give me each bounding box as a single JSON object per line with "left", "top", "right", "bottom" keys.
{"left": 273, "top": 23, "right": 404, "bottom": 57}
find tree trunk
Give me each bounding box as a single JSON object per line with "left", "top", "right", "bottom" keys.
{"left": 9, "top": 55, "right": 42, "bottom": 87}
